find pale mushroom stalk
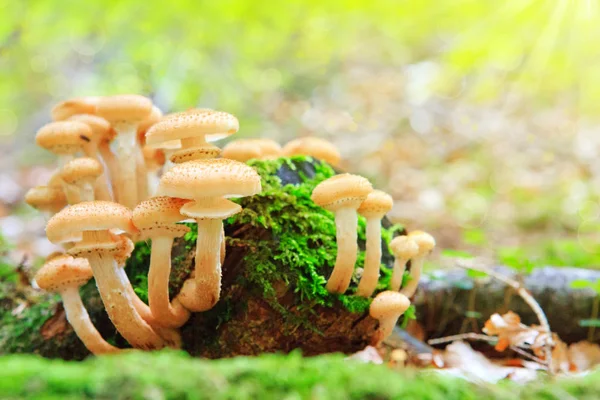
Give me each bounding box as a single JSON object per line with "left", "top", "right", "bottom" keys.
{"left": 114, "top": 122, "right": 139, "bottom": 208}
{"left": 148, "top": 236, "right": 190, "bottom": 327}
{"left": 357, "top": 218, "right": 383, "bottom": 297}
{"left": 369, "top": 291, "right": 411, "bottom": 345}
{"left": 327, "top": 207, "right": 359, "bottom": 293}
{"left": 388, "top": 235, "right": 418, "bottom": 292}
{"left": 400, "top": 231, "right": 436, "bottom": 298}
{"left": 390, "top": 257, "right": 409, "bottom": 292}
{"left": 59, "top": 286, "right": 120, "bottom": 354}
{"left": 99, "top": 140, "right": 120, "bottom": 198}
{"left": 194, "top": 218, "right": 223, "bottom": 307}
{"left": 62, "top": 183, "right": 82, "bottom": 205}
{"left": 135, "top": 147, "right": 149, "bottom": 201}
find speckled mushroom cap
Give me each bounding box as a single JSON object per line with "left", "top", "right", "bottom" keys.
{"left": 36, "top": 121, "right": 94, "bottom": 155}
{"left": 369, "top": 291, "right": 411, "bottom": 319}
{"left": 389, "top": 236, "right": 419, "bottom": 260}
{"left": 25, "top": 186, "right": 67, "bottom": 211}
{"left": 169, "top": 144, "right": 222, "bottom": 163}
{"left": 311, "top": 174, "right": 373, "bottom": 211}
{"left": 222, "top": 139, "right": 262, "bottom": 162}
{"left": 357, "top": 190, "right": 393, "bottom": 218}
{"left": 283, "top": 137, "right": 341, "bottom": 166}
{"left": 46, "top": 201, "right": 137, "bottom": 244}
{"left": 35, "top": 254, "right": 93, "bottom": 292}
{"left": 408, "top": 231, "right": 436, "bottom": 254}
{"left": 252, "top": 139, "right": 282, "bottom": 159}
{"left": 158, "top": 158, "right": 262, "bottom": 199}
{"left": 137, "top": 105, "right": 163, "bottom": 144}
{"left": 180, "top": 197, "right": 242, "bottom": 220}
{"left": 145, "top": 109, "right": 239, "bottom": 146}
{"left": 95, "top": 95, "right": 153, "bottom": 123}
{"left": 133, "top": 196, "right": 191, "bottom": 238}
{"left": 51, "top": 97, "right": 99, "bottom": 121}
{"left": 68, "top": 114, "right": 113, "bottom": 143}
{"left": 60, "top": 158, "right": 103, "bottom": 185}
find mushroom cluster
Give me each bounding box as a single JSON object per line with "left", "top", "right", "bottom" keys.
{"left": 25, "top": 94, "right": 434, "bottom": 353}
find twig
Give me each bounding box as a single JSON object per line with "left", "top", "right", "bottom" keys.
{"left": 428, "top": 332, "right": 496, "bottom": 346}
{"left": 455, "top": 258, "right": 554, "bottom": 374}
{"left": 509, "top": 345, "right": 547, "bottom": 367}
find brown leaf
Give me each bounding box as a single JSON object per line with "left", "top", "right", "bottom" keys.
{"left": 40, "top": 303, "right": 68, "bottom": 340}
{"left": 483, "top": 312, "right": 540, "bottom": 351}
{"left": 568, "top": 341, "right": 600, "bottom": 372}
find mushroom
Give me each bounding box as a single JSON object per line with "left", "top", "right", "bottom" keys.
{"left": 400, "top": 231, "right": 436, "bottom": 298}
{"left": 133, "top": 197, "right": 191, "bottom": 327}
{"left": 51, "top": 97, "right": 99, "bottom": 121}
{"left": 34, "top": 254, "right": 120, "bottom": 354}
{"left": 389, "top": 236, "right": 419, "bottom": 292}
{"left": 46, "top": 201, "right": 166, "bottom": 350}
{"left": 136, "top": 105, "right": 163, "bottom": 201}
{"left": 95, "top": 95, "right": 153, "bottom": 208}
{"left": 145, "top": 109, "right": 238, "bottom": 164}
{"left": 142, "top": 146, "right": 166, "bottom": 196}
{"left": 158, "top": 158, "right": 262, "bottom": 311}
{"left": 311, "top": 174, "right": 373, "bottom": 293}
{"left": 35, "top": 121, "right": 96, "bottom": 167}
{"left": 25, "top": 186, "right": 67, "bottom": 219}
{"left": 222, "top": 138, "right": 283, "bottom": 162}
{"left": 60, "top": 158, "right": 104, "bottom": 203}
{"left": 369, "top": 291, "right": 411, "bottom": 345}
{"left": 67, "top": 114, "right": 116, "bottom": 201}
{"left": 356, "top": 190, "right": 394, "bottom": 297}
{"left": 283, "top": 137, "right": 341, "bottom": 166}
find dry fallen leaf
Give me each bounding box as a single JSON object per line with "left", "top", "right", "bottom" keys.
{"left": 568, "top": 341, "right": 600, "bottom": 372}
{"left": 483, "top": 311, "right": 540, "bottom": 351}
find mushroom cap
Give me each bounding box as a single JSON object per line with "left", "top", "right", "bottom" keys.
{"left": 283, "top": 137, "right": 341, "bottom": 166}
{"left": 51, "top": 97, "right": 99, "bottom": 121}
{"left": 145, "top": 109, "right": 239, "bottom": 146}
{"left": 137, "top": 105, "right": 163, "bottom": 142}
{"left": 158, "top": 158, "right": 262, "bottom": 200}
{"left": 35, "top": 121, "right": 94, "bottom": 155}
{"left": 35, "top": 254, "right": 93, "bottom": 292}
{"left": 68, "top": 114, "right": 112, "bottom": 143}
{"left": 357, "top": 190, "right": 393, "bottom": 218}
{"left": 113, "top": 234, "right": 135, "bottom": 267}
{"left": 169, "top": 144, "right": 222, "bottom": 164}
{"left": 369, "top": 291, "right": 411, "bottom": 319}
{"left": 180, "top": 197, "right": 242, "bottom": 220}
{"left": 25, "top": 186, "right": 67, "bottom": 210}
{"left": 311, "top": 174, "right": 373, "bottom": 211}
{"left": 252, "top": 139, "right": 282, "bottom": 159}
{"left": 222, "top": 139, "right": 282, "bottom": 162}
{"left": 60, "top": 157, "right": 103, "bottom": 185}
{"left": 389, "top": 236, "right": 419, "bottom": 259}
{"left": 95, "top": 95, "right": 153, "bottom": 123}
{"left": 408, "top": 230, "right": 436, "bottom": 253}
{"left": 46, "top": 201, "right": 137, "bottom": 244}
{"left": 133, "top": 196, "right": 191, "bottom": 238}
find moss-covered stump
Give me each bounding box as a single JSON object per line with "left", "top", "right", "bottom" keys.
{"left": 2, "top": 350, "right": 600, "bottom": 399}
{"left": 0, "top": 156, "right": 406, "bottom": 359}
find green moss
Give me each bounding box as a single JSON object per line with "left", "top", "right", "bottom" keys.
{"left": 3, "top": 350, "right": 600, "bottom": 399}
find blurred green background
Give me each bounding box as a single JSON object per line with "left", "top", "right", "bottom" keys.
{"left": 1, "top": 0, "right": 600, "bottom": 267}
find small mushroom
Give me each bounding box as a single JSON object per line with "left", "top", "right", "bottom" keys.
{"left": 356, "top": 190, "right": 394, "bottom": 297}
{"left": 25, "top": 186, "right": 67, "bottom": 219}
{"left": 145, "top": 109, "right": 238, "bottom": 164}
{"left": 34, "top": 254, "right": 120, "bottom": 354}
{"left": 133, "top": 197, "right": 191, "bottom": 327}
{"left": 51, "top": 97, "right": 99, "bottom": 121}
{"left": 389, "top": 236, "right": 419, "bottom": 292}
{"left": 311, "top": 174, "right": 373, "bottom": 293}
{"left": 35, "top": 121, "right": 96, "bottom": 167}
{"left": 400, "top": 231, "right": 436, "bottom": 298}
{"left": 46, "top": 201, "right": 166, "bottom": 350}
{"left": 222, "top": 138, "right": 283, "bottom": 162}
{"left": 60, "top": 158, "right": 104, "bottom": 203}
{"left": 369, "top": 291, "right": 411, "bottom": 345}
{"left": 283, "top": 137, "right": 341, "bottom": 166}
{"left": 95, "top": 95, "right": 153, "bottom": 208}
{"left": 158, "top": 158, "right": 262, "bottom": 311}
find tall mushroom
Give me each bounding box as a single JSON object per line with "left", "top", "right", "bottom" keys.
{"left": 46, "top": 201, "right": 166, "bottom": 350}
{"left": 158, "top": 158, "right": 262, "bottom": 311}
{"left": 95, "top": 95, "right": 153, "bottom": 208}
{"left": 136, "top": 105, "right": 163, "bottom": 201}
{"left": 34, "top": 254, "right": 120, "bottom": 355}
{"left": 142, "top": 146, "right": 166, "bottom": 196}
{"left": 145, "top": 109, "right": 238, "bottom": 164}
{"left": 311, "top": 174, "right": 373, "bottom": 293}
{"left": 400, "top": 231, "right": 436, "bottom": 298}
{"left": 356, "top": 190, "right": 394, "bottom": 297}
{"left": 389, "top": 236, "right": 419, "bottom": 292}
{"left": 283, "top": 137, "right": 341, "bottom": 166}
{"left": 369, "top": 291, "right": 411, "bottom": 345}
{"left": 133, "top": 197, "right": 191, "bottom": 327}
{"left": 60, "top": 158, "right": 104, "bottom": 203}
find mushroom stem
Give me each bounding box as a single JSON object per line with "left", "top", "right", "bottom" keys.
{"left": 148, "top": 236, "right": 191, "bottom": 327}
{"left": 59, "top": 286, "right": 120, "bottom": 354}
{"left": 400, "top": 255, "right": 425, "bottom": 298}
{"left": 356, "top": 218, "right": 382, "bottom": 297}
{"left": 99, "top": 141, "right": 120, "bottom": 200}
{"left": 79, "top": 182, "right": 95, "bottom": 202}
{"left": 326, "top": 207, "right": 358, "bottom": 294}
{"left": 114, "top": 122, "right": 139, "bottom": 208}
{"left": 83, "top": 148, "right": 112, "bottom": 201}
{"left": 390, "top": 258, "right": 410, "bottom": 292}
{"left": 85, "top": 249, "right": 165, "bottom": 350}
{"left": 62, "top": 183, "right": 82, "bottom": 205}
{"left": 193, "top": 218, "right": 223, "bottom": 310}
{"left": 135, "top": 147, "right": 149, "bottom": 201}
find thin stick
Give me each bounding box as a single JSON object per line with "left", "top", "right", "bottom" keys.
{"left": 455, "top": 258, "right": 554, "bottom": 374}
{"left": 509, "top": 345, "right": 547, "bottom": 367}
{"left": 428, "top": 333, "right": 496, "bottom": 346}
